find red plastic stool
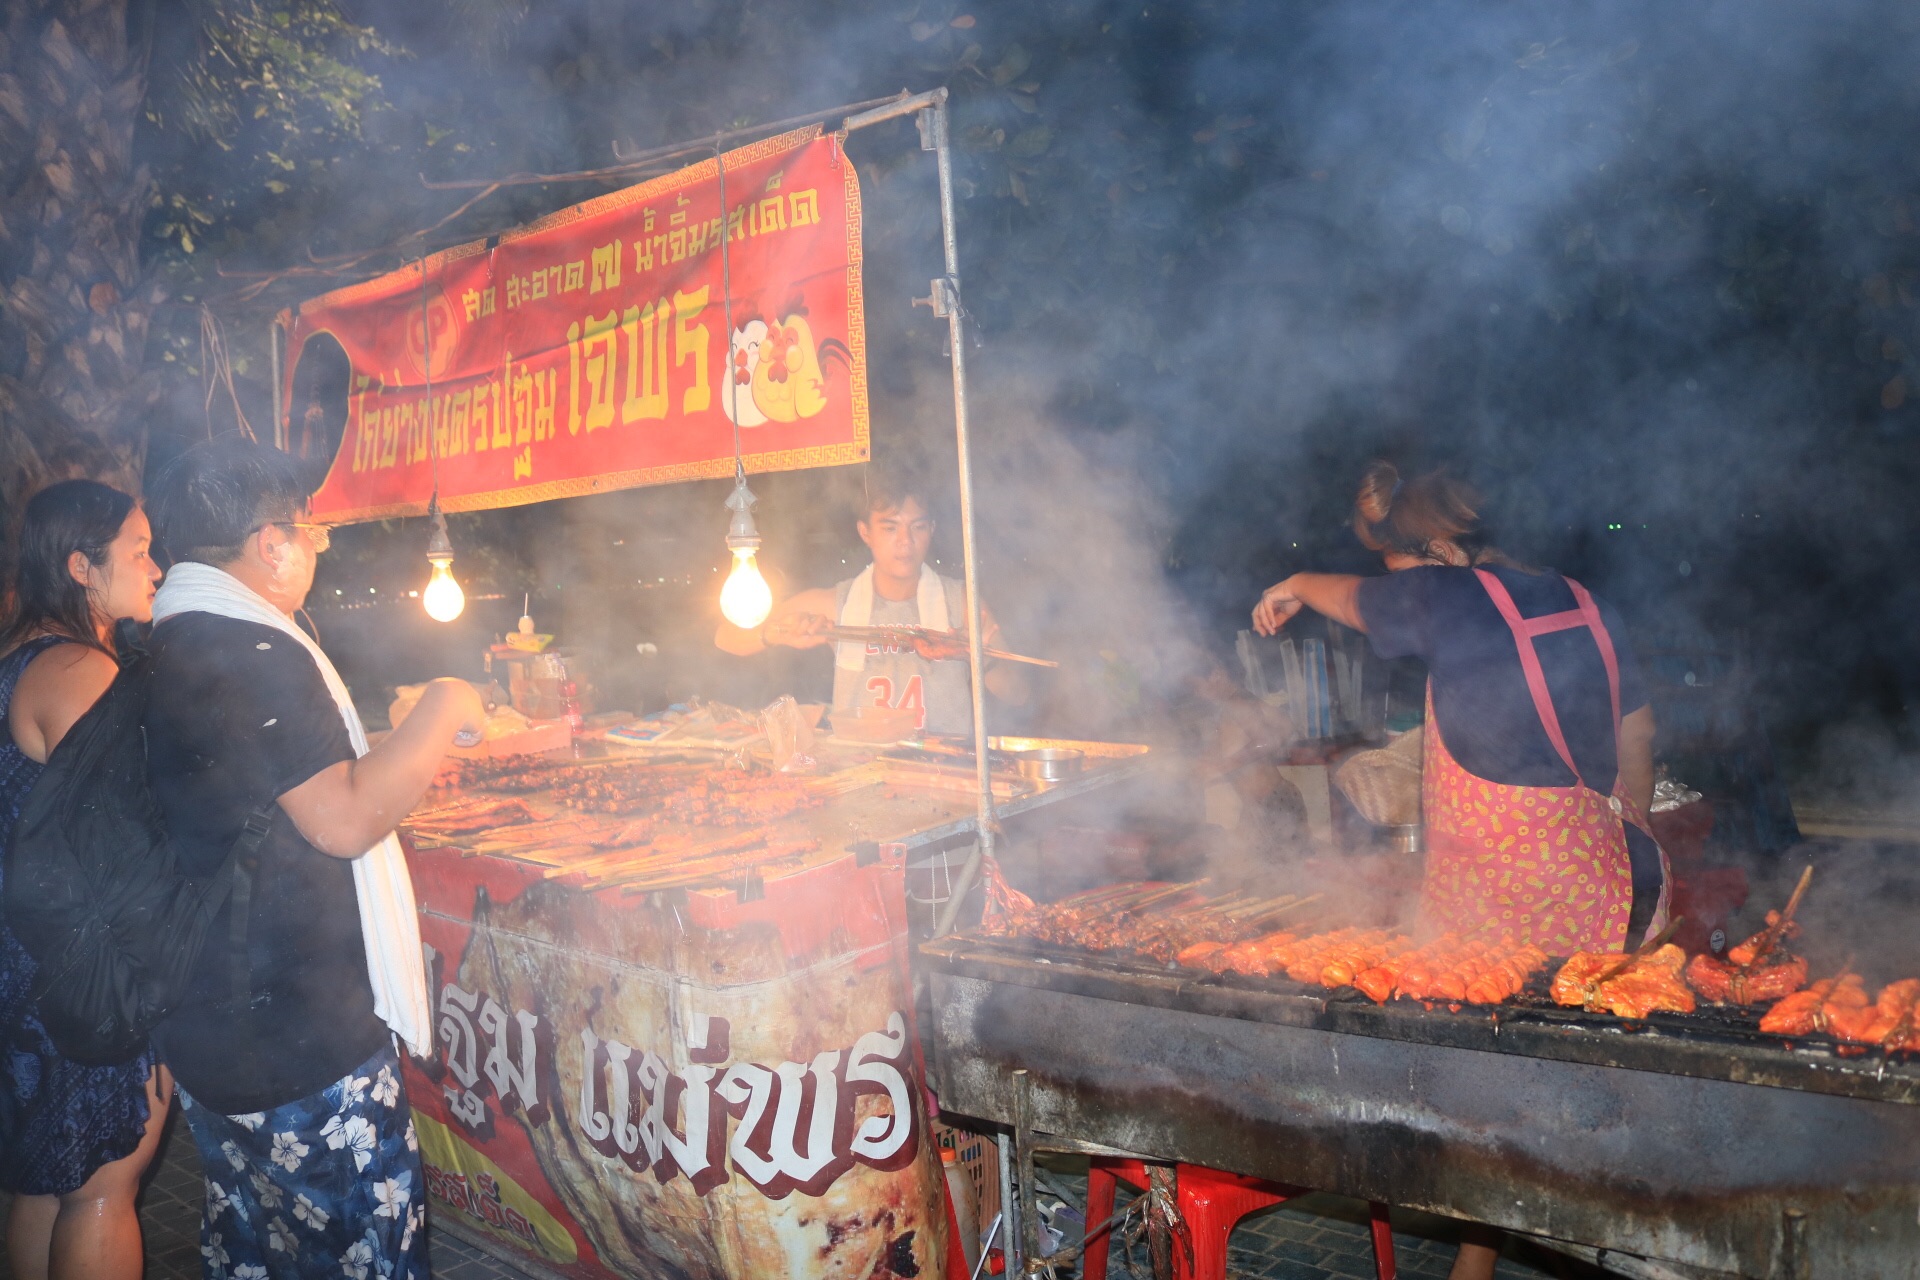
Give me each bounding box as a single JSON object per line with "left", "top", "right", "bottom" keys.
{"left": 1081, "top": 1158, "right": 1395, "bottom": 1280}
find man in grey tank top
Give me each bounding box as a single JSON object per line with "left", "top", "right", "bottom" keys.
{"left": 714, "top": 469, "right": 1028, "bottom": 737}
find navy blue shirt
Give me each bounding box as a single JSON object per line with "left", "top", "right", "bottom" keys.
{"left": 1356, "top": 565, "right": 1649, "bottom": 793}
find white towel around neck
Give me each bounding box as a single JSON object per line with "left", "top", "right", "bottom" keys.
{"left": 152, "top": 562, "right": 432, "bottom": 1057}
{"left": 834, "top": 563, "right": 950, "bottom": 672}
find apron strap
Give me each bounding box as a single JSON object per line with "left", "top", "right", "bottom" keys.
{"left": 1473, "top": 568, "right": 1624, "bottom": 790}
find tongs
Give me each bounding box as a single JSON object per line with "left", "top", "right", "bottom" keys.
{"left": 823, "top": 624, "right": 1059, "bottom": 668}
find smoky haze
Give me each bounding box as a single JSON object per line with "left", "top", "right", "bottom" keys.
{"left": 266, "top": 1, "right": 1920, "bottom": 824}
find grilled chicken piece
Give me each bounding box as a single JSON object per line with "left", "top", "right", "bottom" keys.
{"left": 1829, "top": 977, "right": 1920, "bottom": 1047}
{"left": 1726, "top": 910, "right": 1800, "bottom": 967}
{"left": 1760, "top": 973, "right": 1869, "bottom": 1036}
{"left": 1685, "top": 951, "right": 1809, "bottom": 1005}
{"left": 1552, "top": 944, "right": 1696, "bottom": 1017}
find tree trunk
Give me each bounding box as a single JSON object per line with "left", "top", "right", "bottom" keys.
{"left": 0, "top": 0, "right": 157, "bottom": 542}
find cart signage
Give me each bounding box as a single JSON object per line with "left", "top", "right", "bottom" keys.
{"left": 287, "top": 126, "right": 868, "bottom": 522}
{"left": 403, "top": 846, "right": 948, "bottom": 1280}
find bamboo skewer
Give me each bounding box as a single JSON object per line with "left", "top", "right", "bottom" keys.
{"left": 1591, "top": 916, "right": 1687, "bottom": 987}
{"left": 1739, "top": 863, "right": 1815, "bottom": 974}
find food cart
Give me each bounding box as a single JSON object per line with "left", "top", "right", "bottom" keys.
{"left": 273, "top": 89, "right": 1148, "bottom": 1280}
{"left": 397, "top": 737, "right": 1148, "bottom": 1280}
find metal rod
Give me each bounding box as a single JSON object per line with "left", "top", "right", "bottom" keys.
{"left": 842, "top": 86, "right": 947, "bottom": 133}
{"left": 426, "top": 91, "right": 913, "bottom": 190}
{"left": 970, "top": 1214, "right": 1002, "bottom": 1280}
{"left": 1781, "top": 1206, "right": 1810, "bottom": 1280}
{"left": 928, "top": 93, "right": 997, "bottom": 938}
{"left": 1011, "top": 1069, "right": 1040, "bottom": 1275}
{"left": 269, "top": 319, "right": 284, "bottom": 451}
{"left": 997, "top": 1133, "right": 1018, "bottom": 1278}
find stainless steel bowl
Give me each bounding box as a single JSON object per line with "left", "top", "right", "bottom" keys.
{"left": 1012, "top": 747, "right": 1084, "bottom": 783}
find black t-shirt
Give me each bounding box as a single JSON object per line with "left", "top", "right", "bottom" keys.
{"left": 1356, "top": 565, "right": 1650, "bottom": 793}
{"left": 145, "top": 613, "right": 388, "bottom": 1114}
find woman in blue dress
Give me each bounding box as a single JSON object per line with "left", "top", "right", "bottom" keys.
{"left": 2, "top": 480, "right": 168, "bottom": 1280}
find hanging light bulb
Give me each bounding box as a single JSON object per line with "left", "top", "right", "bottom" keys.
{"left": 718, "top": 477, "right": 772, "bottom": 629}
{"left": 422, "top": 506, "right": 466, "bottom": 623}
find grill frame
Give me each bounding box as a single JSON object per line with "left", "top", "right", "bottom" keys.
{"left": 922, "top": 933, "right": 1920, "bottom": 1278}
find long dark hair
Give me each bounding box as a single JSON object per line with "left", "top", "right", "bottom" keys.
{"left": 0, "top": 480, "right": 138, "bottom": 656}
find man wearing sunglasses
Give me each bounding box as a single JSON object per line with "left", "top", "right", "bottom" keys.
{"left": 144, "top": 440, "right": 482, "bottom": 1280}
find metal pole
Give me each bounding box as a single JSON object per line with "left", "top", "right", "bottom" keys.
{"left": 996, "top": 1132, "right": 1019, "bottom": 1278}
{"left": 924, "top": 90, "right": 997, "bottom": 938}
{"left": 1011, "top": 1069, "right": 1039, "bottom": 1275}
{"left": 269, "top": 319, "right": 284, "bottom": 452}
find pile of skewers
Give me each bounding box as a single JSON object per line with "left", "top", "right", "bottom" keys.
{"left": 981, "top": 882, "right": 1319, "bottom": 965}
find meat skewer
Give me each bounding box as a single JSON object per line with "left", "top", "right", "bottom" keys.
{"left": 1552, "top": 922, "right": 1696, "bottom": 1019}
{"left": 1759, "top": 961, "right": 1866, "bottom": 1037}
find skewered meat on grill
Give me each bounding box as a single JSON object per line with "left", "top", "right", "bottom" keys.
{"left": 1825, "top": 978, "right": 1920, "bottom": 1050}
{"left": 984, "top": 882, "right": 1314, "bottom": 964}
{"left": 430, "top": 753, "right": 560, "bottom": 792}
{"left": 1180, "top": 927, "right": 1408, "bottom": 984}
{"left": 1685, "top": 951, "right": 1809, "bottom": 1005}
{"left": 1553, "top": 945, "right": 1697, "bottom": 1018}
{"left": 1352, "top": 934, "right": 1551, "bottom": 1005}
{"left": 1760, "top": 972, "right": 1869, "bottom": 1036}
{"left": 1684, "top": 911, "right": 1809, "bottom": 1004}
{"left": 1727, "top": 909, "right": 1801, "bottom": 967}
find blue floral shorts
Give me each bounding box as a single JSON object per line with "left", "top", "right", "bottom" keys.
{"left": 179, "top": 1042, "right": 426, "bottom": 1280}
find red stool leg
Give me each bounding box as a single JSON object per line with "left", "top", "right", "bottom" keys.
{"left": 1083, "top": 1158, "right": 1149, "bottom": 1280}
{"left": 1367, "top": 1201, "right": 1397, "bottom": 1280}
{"left": 1170, "top": 1166, "right": 1296, "bottom": 1280}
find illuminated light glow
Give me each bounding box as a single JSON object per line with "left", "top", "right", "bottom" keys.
{"left": 424, "top": 559, "right": 466, "bottom": 622}
{"left": 719, "top": 548, "right": 773, "bottom": 629}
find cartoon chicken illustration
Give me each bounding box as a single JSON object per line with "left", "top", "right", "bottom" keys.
{"left": 722, "top": 298, "right": 850, "bottom": 427}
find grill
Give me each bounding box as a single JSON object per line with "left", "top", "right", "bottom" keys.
{"left": 921, "top": 931, "right": 1920, "bottom": 1279}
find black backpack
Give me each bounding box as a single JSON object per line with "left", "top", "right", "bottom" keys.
{"left": 4, "top": 619, "right": 273, "bottom": 1066}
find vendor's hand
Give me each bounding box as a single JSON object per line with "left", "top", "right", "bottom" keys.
{"left": 762, "top": 611, "right": 833, "bottom": 650}
{"left": 424, "top": 677, "right": 489, "bottom": 744}
{"left": 1252, "top": 578, "right": 1305, "bottom": 636}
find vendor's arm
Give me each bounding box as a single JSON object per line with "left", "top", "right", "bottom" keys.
{"left": 714, "top": 586, "right": 838, "bottom": 656}
{"left": 979, "top": 603, "right": 1030, "bottom": 706}
{"left": 280, "top": 678, "right": 486, "bottom": 859}
{"left": 1618, "top": 705, "right": 1655, "bottom": 818}
{"left": 1252, "top": 574, "right": 1367, "bottom": 635}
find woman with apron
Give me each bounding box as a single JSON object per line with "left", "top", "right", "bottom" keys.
{"left": 1251, "top": 461, "right": 1669, "bottom": 1280}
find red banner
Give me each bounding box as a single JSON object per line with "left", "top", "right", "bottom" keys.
{"left": 287, "top": 128, "right": 868, "bottom": 523}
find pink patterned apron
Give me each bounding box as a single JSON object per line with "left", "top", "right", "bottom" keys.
{"left": 1419, "top": 570, "right": 1671, "bottom": 955}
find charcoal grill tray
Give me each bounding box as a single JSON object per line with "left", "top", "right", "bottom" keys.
{"left": 929, "top": 931, "right": 1920, "bottom": 1105}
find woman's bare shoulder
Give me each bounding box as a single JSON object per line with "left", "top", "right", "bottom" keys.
{"left": 8, "top": 640, "right": 116, "bottom": 761}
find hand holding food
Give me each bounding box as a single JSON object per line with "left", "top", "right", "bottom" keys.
{"left": 762, "top": 610, "right": 834, "bottom": 649}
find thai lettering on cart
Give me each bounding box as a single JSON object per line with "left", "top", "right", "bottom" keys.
{"left": 576, "top": 1011, "right": 919, "bottom": 1199}
{"left": 421, "top": 950, "right": 917, "bottom": 1202}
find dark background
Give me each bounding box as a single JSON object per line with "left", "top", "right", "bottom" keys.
{"left": 113, "top": 0, "right": 1920, "bottom": 809}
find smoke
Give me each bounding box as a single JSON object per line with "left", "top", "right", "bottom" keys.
{"left": 251, "top": 1, "right": 1920, "bottom": 861}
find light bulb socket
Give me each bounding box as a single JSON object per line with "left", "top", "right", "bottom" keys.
{"left": 723, "top": 477, "right": 760, "bottom": 553}
{"left": 426, "top": 507, "right": 455, "bottom": 565}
